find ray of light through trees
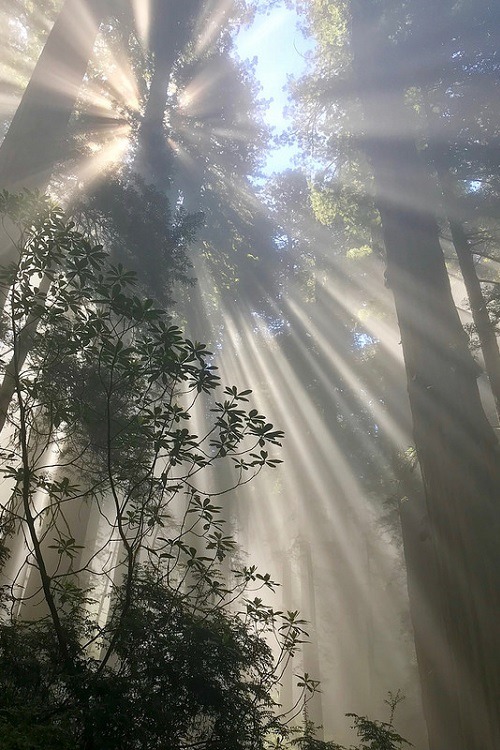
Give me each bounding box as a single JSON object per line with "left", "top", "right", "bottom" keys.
{"left": 0, "top": 2, "right": 499, "bottom": 749}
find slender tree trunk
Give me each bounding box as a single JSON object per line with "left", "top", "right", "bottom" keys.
{"left": 350, "top": 4, "right": 500, "bottom": 748}
{"left": 0, "top": 276, "right": 51, "bottom": 434}
{"left": 421, "top": 90, "right": 500, "bottom": 423}
{"left": 134, "top": 0, "right": 202, "bottom": 189}
{"left": 438, "top": 168, "right": 500, "bottom": 422}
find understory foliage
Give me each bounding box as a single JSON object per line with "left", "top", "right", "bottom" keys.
{"left": 0, "top": 191, "right": 288, "bottom": 749}
{"left": 0, "top": 192, "right": 408, "bottom": 749}
{"left": 286, "top": 690, "right": 410, "bottom": 750}
{"left": 69, "top": 169, "right": 202, "bottom": 306}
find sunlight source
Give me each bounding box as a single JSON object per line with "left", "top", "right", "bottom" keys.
{"left": 177, "top": 71, "right": 218, "bottom": 115}
{"left": 93, "top": 47, "right": 141, "bottom": 114}
{"left": 71, "top": 127, "right": 131, "bottom": 184}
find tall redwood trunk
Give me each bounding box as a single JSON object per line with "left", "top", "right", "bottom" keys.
{"left": 437, "top": 167, "right": 500, "bottom": 422}
{"left": 0, "top": 0, "right": 107, "bottom": 433}
{"left": 0, "top": 0, "right": 106, "bottom": 197}
{"left": 350, "top": 3, "right": 500, "bottom": 748}
{"left": 422, "top": 90, "right": 500, "bottom": 423}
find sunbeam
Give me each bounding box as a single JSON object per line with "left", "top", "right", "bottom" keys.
{"left": 183, "top": 240, "right": 422, "bottom": 740}
{"left": 2, "top": 2, "right": 499, "bottom": 748}
{"left": 193, "top": 0, "right": 235, "bottom": 58}
{"left": 131, "top": 0, "right": 151, "bottom": 48}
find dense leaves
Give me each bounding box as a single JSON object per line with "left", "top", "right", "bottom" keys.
{"left": 0, "top": 192, "right": 292, "bottom": 749}
{"left": 70, "top": 170, "right": 202, "bottom": 305}
{"left": 0, "top": 192, "right": 410, "bottom": 750}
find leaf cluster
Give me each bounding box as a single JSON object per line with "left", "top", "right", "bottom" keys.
{"left": 70, "top": 170, "right": 202, "bottom": 306}
{"left": 0, "top": 193, "right": 319, "bottom": 750}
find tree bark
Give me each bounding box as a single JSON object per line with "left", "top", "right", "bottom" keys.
{"left": 438, "top": 168, "right": 500, "bottom": 422}
{"left": 0, "top": 0, "right": 107, "bottom": 430}
{"left": 134, "top": 0, "right": 203, "bottom": 189}
{"left": 0, "top": 276, "right": 51, "bottom": 434}
{"left": 350, "top": 3, "right": 500, "bottom": 748}
{"left": 399, "top": 495, "right": 457, "bottom": 750}
{"left": 0, "top": 0, "right": 106, "bottom": 198}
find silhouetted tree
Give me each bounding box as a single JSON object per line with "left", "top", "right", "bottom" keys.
{"left": 290, "top": 1, "right": 500, "bottom": 747}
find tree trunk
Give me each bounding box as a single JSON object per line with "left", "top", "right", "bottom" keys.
{"left": 0, "top": 0, "right": 107, "bottom": 430}
{"left": 134, "top": 0, "right": 203, "bottom": 189}
{"left": 0, "top": 276, "right": 51, "bottom": 434}
{"left": 350, "top": 3, "right": 500, "bottom": 748}
{"left": 438, "top": 168, "right": 500, "bottom": 422}
{"left": 0, "top": 0, "right": 106, "bottom": 197}
{"left": 399, "top": 495, "right": 457, "bottom": 750}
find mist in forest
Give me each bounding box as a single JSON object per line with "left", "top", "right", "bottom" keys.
{"left": 0, "top": 2, "right": 499, "bottom": 750}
